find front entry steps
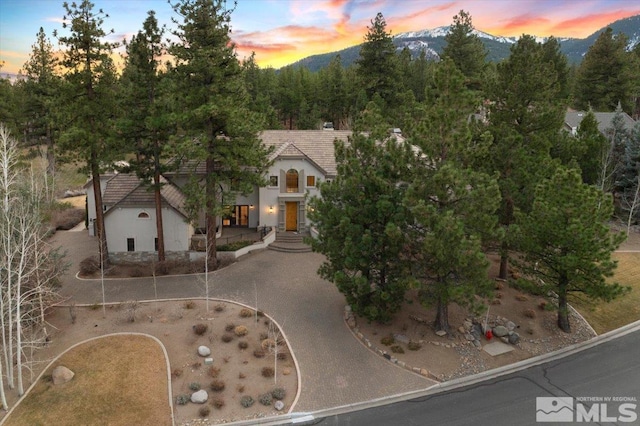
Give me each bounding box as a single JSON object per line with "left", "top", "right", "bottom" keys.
{"left": 268, "top": 232, "right": 312, "bottom": 253}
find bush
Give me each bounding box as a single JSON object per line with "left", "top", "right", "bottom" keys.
{"left": 175, "top": 394, "right": 189, "bottom": 405}
{"left": 189, "top": 382, "right": 201, "bottom": 391}
{"left": 208, "top": 366, "right": 220, "bottom": 378}
{"left": 390, "top": 345, "right": 405, "bottom": 354}
{"left": 214, "top": 303, "right": 225, "bottom": 312}
{"left": 524, "top": 308, "right": 536, "bottom": 318}
{"left": 261, "top": 339, "right": 276, "bottom": 351}
{"left": 408, "top": 341, "right": 422, "bottom": 351}
{"left": 51, "top": 207, "right": 85, "bottom": 231}
{"left": 79, "top": 256, "right": 100, "bottom": 275}
{"left": 183, "top": 300, "right": 196, "bottom": 309}
{"left": 129, "top": 265, "right": 151, "bottom": 277}
{"left": 253, "top": 349, "right": 265, "bottom": 358}
{"left": 193, "top": 323, "right": 208, "bottom": 335}
{"left": 199, "top": 406, "right": 211, "bottom": 417}
{"left": 262, "top": 366, "right": 275, "bottom": 378}
{"left": 239, "top": 308, "right": 253, "bottom": 318}
{"left": 380, "top": 335, "right": 395, "bottom": 346}
{"left": 515, "top": 294, "right": 529, "bottom": 302}
{"left": 225, "top": 323, "right": 235, "bottom": 332}
{"left": 238, "top": 341, "right": 248, "bottom": 350}
{"left": 259, "top": 332, "right": 268, "bottom": 340}
{"left": 221, "top": 333, "right": 233, "bottom": 343}
{"left": 217, "top": 240, "right": 253, "bottom": 252}
{"left": 211, "top": 397, "right": 225, "bottom": 409}
{"left": 210, "top": 379, "right": 225, "bottom": 392}
{"left": 259, "top": 393, "right": 273, "bottom": 406}
{"left": 272, "top": 388, "right": 286, "bottom": 400}
{"left": 240, "top": 395, "right": 254, "bottom": 408}
{"left": 277, "top": 352, "right": 287, "bottom": 361}
{"left": 234, "top": 325, "right": 248, "bottom": 337}
{"left": 172, "top": 368, "right": 183, "bottom": 378}
{"left": 238, "top": 372, "right": 246, "bottom": 379}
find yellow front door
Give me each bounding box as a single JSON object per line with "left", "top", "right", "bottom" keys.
{"left": 285, "top": 202, "right": 297, "bottom": 231}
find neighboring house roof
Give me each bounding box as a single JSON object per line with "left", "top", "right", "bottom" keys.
{"left": 259, "top": 130, "right": 355, "bottom": 177}
{"left": 102, "top": 173, "right": 189, "bottom": 218}
{"left": 564, "top": 111, "right": 637, "bottom": 136}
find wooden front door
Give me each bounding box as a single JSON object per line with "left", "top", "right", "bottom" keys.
{"left": 285, "top": 202, "right": 297, "bottom": 231}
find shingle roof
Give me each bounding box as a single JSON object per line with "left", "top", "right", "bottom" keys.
{"left": 565, "top": 111, "right": 637, "bottom": 135}
{"left": 259, "top": 130, "right": 354, "bottom": 177}
{"left": 103, "top": 173, "right": 188, "bottom": 218}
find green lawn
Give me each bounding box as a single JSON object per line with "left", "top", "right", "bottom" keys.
{"left": 570, "top": 252, "right": 640, "bottom": 334}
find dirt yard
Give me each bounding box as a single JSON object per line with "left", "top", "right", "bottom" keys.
{"left": 6, "top": 300, "right": 297, "bottom": 426}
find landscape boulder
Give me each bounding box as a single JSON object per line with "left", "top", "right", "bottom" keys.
{"left": 198, "top": 345, "right": 211, "bottom": 357}
{"left": 274, "top": 400, "right": 285, "bottom": 411}
{"left": 493, "top": 325, "right": 509, "bottom": 337}
{"left": 52, "top": 365, "right": 75, "bottom": 385}
{"left": 191, "top": 390, "right": 208, "bottom": 404}
{"left": 508, "top": 332, "right": 521, "bottom": 345}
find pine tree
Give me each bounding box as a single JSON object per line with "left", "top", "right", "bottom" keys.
{"left": 514, "top": 167, "right": 627, "bottom": 332}
{"left": 442, "top": 10, "right": 487, "bottom": 92}
{"left": 55, "top": 0, "right": 121, "bottom": 266}
{"left": 168, "top": 0, "right": 273, "bottom": 270}
{"left": 309, "top": 111, "right": 415, "bottom": 323}
{"left": 575, "top": 28, "right": 635, "bottom": 113}
{"left": 119, "top": 11, "right": 173, "bottom": 262}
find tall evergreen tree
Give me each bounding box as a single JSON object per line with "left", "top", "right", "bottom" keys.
{"left": 514, "top": 167, "right": 627, "bottom": 332}
{"left": 168, "top": 0, "right": 272, "bottom": 270}
{"left": 21, "top": 27, "right": 62, "bottom": 176}
{"left": 575, "top": 28, "right": 635, "bottom": 114}
{"left": 355, "top": 13, "right": 402, "bottom": 115}
{"left": 442, "top": 10, "right": 487, "bottom": 92}
{"left": 55, "top": 0, "right": 120, "bottom": 266}
{"left": 119, "top": 10, "right": 173, "bottom": 262}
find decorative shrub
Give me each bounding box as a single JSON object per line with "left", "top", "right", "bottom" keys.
{"left": 240, "top": 395, "right": 254, "bottom": 408}
{"left": 189, "top": 382, "right": 201, "bottom": 391}
{"left": 214, "top": 303, "right": 225, "bottom": 312}
{"left": 259, "top": 393, "right": 273, "bottom": 406}
{"left": 491, "top": 299, "right": 502, "bottom": 305}
{"left": 390, "top": 345, "right": 405, "bottom": 354}
{"left": 193, "top": 323, "right": 208, "bottom": 336}
{"left": 211, "top": 397, "right": 225, "bottom": 409}
{"left": 239, "top": 308, "right": 253, "bottom": 318}
{"left": 238, "top": 372, "right": 246, "bottom": 379}
{"left": 253, "top": 349, "right": 265, "bottom": 358}
{"left": 236, "top": 384, "right": 245, "bottom": 393}
{"left": 192, "top": 361, "right": 202, "bottom": 369}
{"left": 380, "top": 335, "right": 395, "bottom": 346}
{"left": 184, "top": 300, "right": 196, "bottom": 309}
{"left": 261, "top": 366, "right": 275, "bottom": 378}
{"left": 538, "top": 300, "right": 548, "bottom": 310}
{"left": 217, "top": 240, "right": 253, "bottom": 252}
{"left": 221, "top": 333, "right": 234, "bottom": 343}
{"left": 238, "top": 341, "right": 248, "bottom": 350}
{"left": 199, "top": 406, "right": 211, "bottom": 417}
{"left": 172, "top": 368, "right": 183, "bottom": 378}
{"left": 277, "top": 352, "right": 287, "bottom": 361}
{"left": 257, "top": 310, "right": 265, "bottom": 317}
{"left": 175, "top": 394, "right": 189, "bottom": 405}
{"left": 261, "top": 338, "right": 276, "bottom": 351}
{"left": 210, "top": 379, "right": 226, "bottom": 392}
{"left": 234, "top": 325, "right": 248, "bottom": 337}
{"left": 495, "top": 281, "right": 505, "bottom": 290}
{"left": 516, "top": 294, "right": 529, "bottom": 302}
{"left": 79, "top": 256, "right": 100, "bottom": 275}
{"left": 208, "top": 366, "right": 220, "bottom": 378}
{"left": 524, "top": 308, "right": 536, "bottom": 318}
{"left": 495, "top": 292, "right": 503, "bottom": 299}
{"left": 272, "top": 388, "right": 286, "bottom": 400}
{"left": 259, "top": 332, "right": 268, "bottom": 340}
{"left": 408, "top": 341, "right": 422, "bottom": 351}
{"left": 225, "top": 323, "right": 235, "bottom": 332}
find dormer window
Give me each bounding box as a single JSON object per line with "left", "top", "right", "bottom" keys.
{"left": 138, "top": 211, "right": 150, "bottom": 219}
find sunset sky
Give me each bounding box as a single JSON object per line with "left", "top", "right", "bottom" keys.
{"left": 1, "top": 0, "right": 639, "bottom": 75}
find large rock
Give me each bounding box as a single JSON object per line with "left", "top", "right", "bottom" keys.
{"left": 274, "top": 400, "right": 285, "bottom": 411}
{"left": 508, "top": 332, "right": 521, "bottom": 345}
{"left": 191, "top": 390, "right": 208, "bottom": 404}
{"left": 506, "top": 321, "right": 516, "bottom": 331}
{"left": 493, "top": 325, "right": 509, "bottom": 337}
{"left": 198, "top": 345, "right": 211, "bottom": 357}
{"left": 52, "top": 365, "right": 75, "bottom": 385}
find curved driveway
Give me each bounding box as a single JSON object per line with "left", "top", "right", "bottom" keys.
{"left": 52, "top": 230, "right": 433, "bottom": 413}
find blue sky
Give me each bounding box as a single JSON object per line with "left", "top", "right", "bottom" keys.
{"left": 1, "top": 0, "right": 639, "bottom": 74}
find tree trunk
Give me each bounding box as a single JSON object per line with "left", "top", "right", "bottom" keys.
{"left": 91, "top": 151, "right": 109, "bottom": 267}
{"left": 434, "top": 295, "right": 450, "bottom": 333}
{"left": 499, "top": 244, "right": 509, "bottom": 281}
{"left": 205, "top": 157, "right": 218, "bottom": 271}
{"left": 46, "top": 124, "right": 55, "bottom": 177}
{"left": 153, "top": 170, "right": 165, "bottom": 262}
{"left": 557, "top": 273, "right": 571, "bottom": 333}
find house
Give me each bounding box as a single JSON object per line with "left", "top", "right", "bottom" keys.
{"left": 564, "top": 110, "right": 636, "bottom": 137}
{"left": 85, "top": 130, "right": 372, "bottom": 260}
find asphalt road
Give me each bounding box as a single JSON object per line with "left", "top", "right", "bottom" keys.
{"left": 315, "top": 326, "right": 640, "bottom": 426}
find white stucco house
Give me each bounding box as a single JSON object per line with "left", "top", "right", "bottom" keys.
{"left": 85, "top": 130, "right": 361, "bottom": 260}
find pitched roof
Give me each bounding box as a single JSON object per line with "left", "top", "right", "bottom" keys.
{"left": 565, "top": 111, "right": 637, "bottom": 135}
{"left": 259, "top": 130, "right": 354, "bottom": 177}
{"left": 103, "top": 173, "right": 188, "bottom": 218}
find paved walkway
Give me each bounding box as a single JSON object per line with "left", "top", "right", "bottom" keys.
{"left": 50, "top": 229, "right": 433, "bottom": 413}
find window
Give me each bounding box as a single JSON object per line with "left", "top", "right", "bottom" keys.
{"left": 306, "top": 175, "right": 316, "bottom": 187}
{"left": 269, "top": 176, "right": 278, "bottom": 187}
{"left": 286, "top": 169, "right": 298, "bottom": 193}
{"left": 138, "top": 211, "right": 150, "bottom": 219}
{"left": 127, "top": 238, "right": 135, "bottom": 252}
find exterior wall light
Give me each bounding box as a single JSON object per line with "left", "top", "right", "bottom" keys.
{"left": 269, "top": 205, "right": 274, "bottom": 213}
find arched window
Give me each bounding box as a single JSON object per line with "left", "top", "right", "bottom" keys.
{"left": 286, "top": 169, "right": 298, "bottom": 193}
{"left": 138, "top": 211, "right": 150, "bottom": 219}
